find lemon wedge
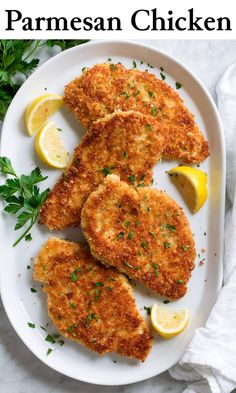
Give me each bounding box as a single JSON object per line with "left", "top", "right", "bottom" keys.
{"left": 34, "top": 121, "right": 68, "bottom": 169}
{"left": 25, "top": 93, "right": 63, "bottom": 136}
{"left": 151, "top": 304, "right": 189, "bottom": 339}
{"left": 168, "top": 166, "right": 207, "bottom": 213}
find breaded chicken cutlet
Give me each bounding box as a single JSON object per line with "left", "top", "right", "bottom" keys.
{"left": 34, "top": 238, "right": 152, "bottom": 361}
{"left": 40, "top": 111, "right": 165, "bottom": 230}
{"left": 64, "top": 63, "right": 209, "bottom": 164}
{"left": 81, "top": 175, "right": 196, "bottom": 300}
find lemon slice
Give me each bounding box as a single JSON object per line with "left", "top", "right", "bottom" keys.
{"left": 34, "top": 121, "right": 68, "bottom": 169}
{"left": 26, "top": 93, "right": 63, "bottom": 136}
{"left": 151, "top": 304, "right": 189, "bottom": 339}
{"left": 168, "top": 166, "right": 207, "bottom": 213}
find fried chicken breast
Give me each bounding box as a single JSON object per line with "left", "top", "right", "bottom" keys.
{"left": 64, "top": 63, "right": 209, "bottom": 164}
{"left": 81, "top": 175, "right": 196, "bottom": 300}
{"left": 34, "top": 238, "right": 153, "bottom": 361}
{"left": 40, "top": 111, "right": 165, "bottom": 230}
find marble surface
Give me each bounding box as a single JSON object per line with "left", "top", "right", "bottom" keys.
{"left": 0, "top": 40, "right": 236, "bottom": 393}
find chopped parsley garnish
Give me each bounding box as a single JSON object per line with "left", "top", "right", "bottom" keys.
{"left": 147, "top": 207, "right": 151, "bottom": 212}
{"left": 140, "top": 174, "right": 146, "bottom": 181}
{"left": 70, "top": 272, "right": 79, "bottom": 282}
{"left": 28, "top": 322, "right": 35, "bottom": 328}
{"left": 107, "top": 57, "right": 112, "bottom": 61}
{"left": 132, "top": 60, "right": 137, "bottom": 69}
{"left": 45, "top": 334, "right": 56, "bottom": 344}
{"left": 182, "top": 245, "right": 190, "bottom": 251}
{"left": 106, "top": 286, "right": 113, "bottom": 291}
{"left": 117, "top": 232, "right": 124, "bottom": 239}
{"left": 134, "top": 90, "right": 140, "bottom": 97}
{"left": 84, "top": 313, "right": 99, "bottom": 327}
{"left": 152, "top": 263, "right": 159, "bottom": 277}
{"left": 124, "top": 221, "right": 130, "bottom": 228}
{"left": 70, "top": 303, "right": 77, "bottom": 309}
{"left": 70, "top": 267, "right": 81, "bottom": 282}
{"left": 82, "top": 67, "right": 87, "bottom": 71}
{"left": 25, "top": 233, "right": 32, "bottom": 241}
{"left": 46, "top": 348, "right": 53, "bottom": 356}
{"left": 146, "top": 124, "right": 152, "bottom": 131}
{"left": 30, "top": 287, "right": 37, "bottom": 293}
{"left": 123, "top": 151, "right": 127, "bottom": 159}
{"left": 27, "top": 265, "right": 31, "bottom": 269}
{"left": 144, "top": 306, "right": 151, "bottom": 315}
{"left": 127, "top": 231, "right": 134, "bottom": 239}
{"left": 164, "top": 242, "right": 171, "bottom": 249}
{"left": 163, "top": 300, "right": 170, "bottom": 304}
{"left": 176, "top": 82, "right": 182, "bottom": 89}
{"left": 141, "top": 240, "right": 147, "bottom": 249}
{"left": 160, "top": 66, "right": 164, "bottom": 72}
{"left": 151, "top": 179, "right": 154, "bottom": 186}
{"left": 120, "top": 91, "right": 130, "bottom": 99}
{"left": 57, "top": 128, "right": 62, "bottom": 132}
{"left": 165, "top": 224, "right": 176, "bottom": 232}
{"left": 67, "top": 324, "right": 78, "bottom": 333}
{"left": 40, "top": 325, "right": 47, "bottom": 331}
{"left": 151, "top": 106, "right": 158, "bottom": 116}
{"left": 94, "top": 289, "right": 102, "bottom": 301}
{"left": 110, "top": 64, "right": 118, "bottom": 71}
{"left": 128, "top": 175, "right": 136, "bottom": 184}
{"left": 160, "top": 72, "right": 166, "bottom": 80}
{"left": 148, "top": 91, "right": 153, "bottom": 98}
{"left": 149, "top": 231, "right": 156, "bottom": 237}
{"left": 135, "top": 220, "right": 140, "bottom": 227}
{"left": 99, "top": 166, "right": 115, "bottom": 176}
{"left": 94, "top": 282, "right": 104, "bottom": 287}
{"left": 138, "top": 183, "right": 145, "bottom": 188}
{"left": 176, "top": 279, "right": 184, "bottom": 283}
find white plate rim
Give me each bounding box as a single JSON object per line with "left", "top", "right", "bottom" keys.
{"left": 0, "top": 40, "right": 226, "bottom": 385}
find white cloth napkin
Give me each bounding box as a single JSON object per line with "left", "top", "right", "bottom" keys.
{"left": 169, "top": 64, "right": 236, "bottom": 393}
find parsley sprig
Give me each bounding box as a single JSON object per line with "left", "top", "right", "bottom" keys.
{"left": 0, "top": 39, "right": 89, "bottom": 120}
{"left": 0, "top": 157, "right": 49, "bottom": 246}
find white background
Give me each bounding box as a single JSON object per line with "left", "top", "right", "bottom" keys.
{"left": 0, "top": 0, "right": 235, "bottom": 39}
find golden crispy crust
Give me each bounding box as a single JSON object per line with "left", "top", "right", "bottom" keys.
{"left": 64, "top": 63, "right": 209, "bottom": 164}
{"left": 34, "top": 238, "right": 153, "bottom": 361}
{"left": 81, "top": 175, "right": 196, "bottom": 300}
{"left": 40, "top": 111, "right": 165, "bottom": 230}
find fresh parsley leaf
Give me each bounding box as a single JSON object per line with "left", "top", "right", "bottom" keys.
{"left": 0, "top": 157, "right": 16, "bottom": 176}
{"left": 46, "top": 40, "right": 89, "bottom": 51}
{"left": 28, "top": 322, "right": 35, "bottom": 328}
{"left": 0, "top": 39, "right": 89, "bottom": 120}
{"left": 0, "top": 156, "right": 49, "bottom": 246}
